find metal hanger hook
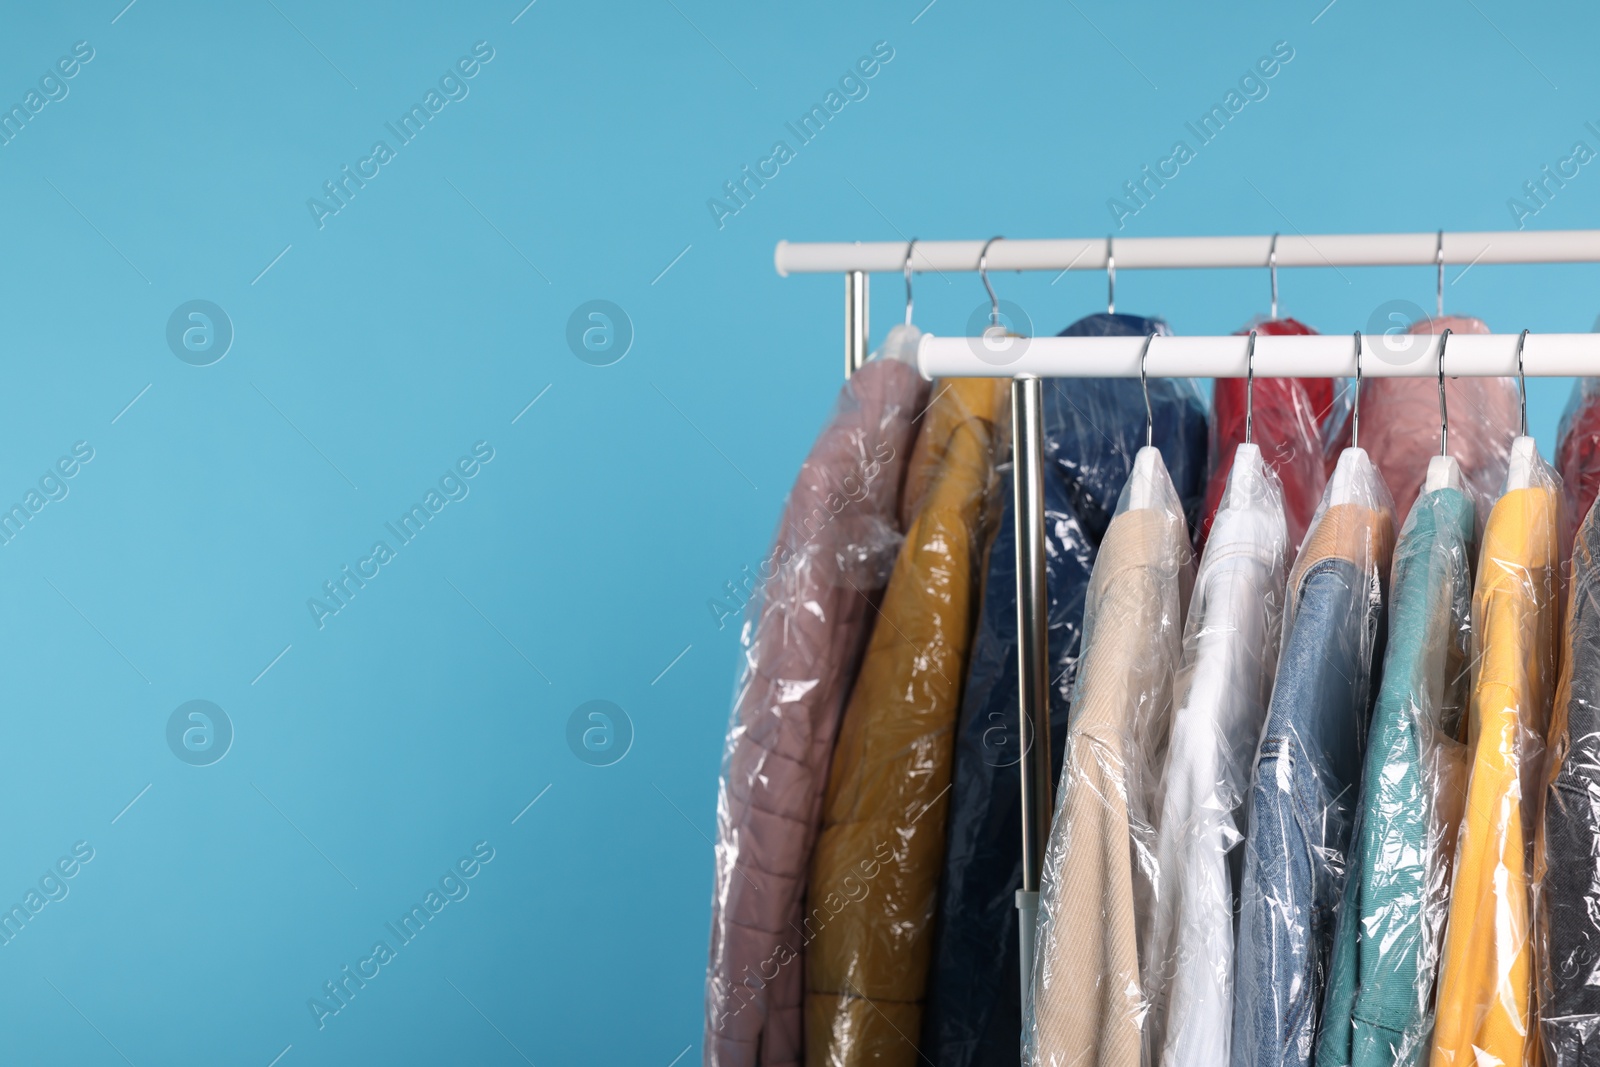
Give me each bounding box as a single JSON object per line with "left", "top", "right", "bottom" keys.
{"left": 1244, "top": 330, "right": 1258, "bottom": 445}
{"left": 1268, "top": 233, "right": 1279, "bottom": 320}
{"left": 1351, "top": 331, "right": 1362, "bottom": 451}
{"left": 1437, "top": 327, "right": 1452, "bottom": 456}
{"left": 978, "top": 235, "right": 1004, "bottom": 329}
{"left": 1139, "top": 331, "right": 1156, "bottom": 448}
{"left": 1435, "top": 229, "right": 1445, "bottom": 319}
{"left": 1106, "top": 235, "right": 1116, "bottom": 315}
{"left": 1515, "top": 328, "right": 1530, "bottom": 436}
{"left": 902, "top": 238, "right": 918, "bottom": 327}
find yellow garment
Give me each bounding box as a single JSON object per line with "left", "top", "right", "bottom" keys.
{"left": 897, "top": 378, "right": 1006, "bottom": 530}
{"left": 1431, "top": 485, "right": 1562, "bottom": 1067}
{"left": 806, "top": 378, "right": 1004, "bottom": 1067}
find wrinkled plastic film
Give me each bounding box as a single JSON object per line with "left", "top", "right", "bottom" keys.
{"left": 1231, "top": 447, "right": 1396, "bottom": 1067}
{"left": 805, "top": 376, "right": 1006, "bottom": 1067}
{"left": 921, "top": 313, "right": 1210, "bottom": 1067}
{"left": 1316, "top": 477, "right": 1478, "bottom": 1067}
{"left": 1199, "top": 318, "right": 1328, "bottom": 557}
{"left": 1431, "top": 451, "right": 1563, "bottom": 1067}
{"left": 1143, "top": 443, "right": 1289, "bottom": 1067}
{"left": 1038, "top": 314, "right": 1209, "bottom": 539}
{"left": 1360, "top": 317, "right": 1517, "bottom": 535}
{"left": 1025, "top": 445, "right": 1194, "bottom": 1067}
{"left": 703, "top": 333, "right": 930, "bottom": 1067}
{"left": 1319, "top": 380, "right": 1355, "bottom": 477}
{"left": 1537, "top": 494, "right": 1600, "bottom": 1065}
{"left": 1555, "top": 377, "right": 1600, "bottom": 553}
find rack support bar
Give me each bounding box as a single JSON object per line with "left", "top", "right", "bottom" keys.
{"left": 844, "top": 271, "right": 869, "bottom": 378}
{"left": 1012, "top": 375, "right": 1053, "bottom": 1006}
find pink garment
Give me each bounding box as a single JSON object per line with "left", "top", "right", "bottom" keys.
{"left": 1359, "top": 316, "right": 1518, "bottom": 529}
{"left": 705, "top": 355, "right": 929, "bottom": 1067}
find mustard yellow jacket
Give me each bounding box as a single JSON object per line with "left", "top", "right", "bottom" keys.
{"left": 1431, "top": 483, "right": 1562, "bottom": 1067}
{"left": 805, "top": 377, "right": 1005, "bottom": 1067}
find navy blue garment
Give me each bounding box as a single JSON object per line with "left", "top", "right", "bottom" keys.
{"left": 919, "top": 314, "right": 1209, "bottom": 1067}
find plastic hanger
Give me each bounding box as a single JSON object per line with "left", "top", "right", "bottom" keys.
{"left": 1243, "top": 327, "right": 1258, "bottom": 450}
{"left": 1106, "top": 235, "right": 1115, "bottom": 315}
{"left": 872, "top": 239, "right": 922, "bottom": 365}
{"left": 1423, "top": 455, "right": 1464, "bottom": 493}
{"left": 1421, "top": 323, "right": 1465, "bottom": 493}
{"left": 1503, "top": 329, "right": 1539, "bottom": 491}
{"left": 904, "top": 237, "right": 918, "bottom": 329}
{"left": 1327, "top": 447, "right": 1379, "bottom": 504}
{"left": 1238, "top": 235, "right": 1316, "bottom": 335}
{"left": 1325, "top": 329, "right": 1381, "bottom": 505}
{"left": 1227, "top": 331, "right": 1268, "bottom": 503}
{"left": 1125, "top": 331, "right": 1165, "bottom": 510}
{"left": 1505, "top": 437, "right": 1539, "bottom": 491}
{"left": 1269, "top": 232, "right": 1280, "bottom": 320}
{"left": 1427, "top": 233, "right": 1491, "bottom": 334}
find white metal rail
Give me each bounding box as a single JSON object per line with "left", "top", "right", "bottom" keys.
{"left": 775, "top": 229, "right": 1600, "bottom": 275}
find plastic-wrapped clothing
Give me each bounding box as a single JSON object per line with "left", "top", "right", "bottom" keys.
{"left": 1144, "top": 443, "right": 1289, "bottom": 1067}
{"left": 805, "top": 376, "right": 1005, "bottom": 1067}
{"left": 705, "top": 331, "right": 930, "bottom": 1067}
{"left": 1038, "top": 314, "right": 1210, "bottom": 539}
{"left": 1536, "top": 491, "right": 1600, "bottom": 1065}
{"left": 1430, "top": 446, "right": 1562, "bottom": 1067}
{"left": 1230, "top": 448, "right": 1396, "bottom": 1067}
{"left": 1198, "top": 318, "right": 1327, "bottom": 556}
{"left": 921, "top": 313, "right": 1210, "bottom": 1067}
{"left": 1025, "top": 445, "right": 1195, "bottom": 1067}
{"left": 1319, "top": 375, "right": 1355, "bottom": 479}
{"left": 1316, "top": 477, "right": 1476, "bottom": 1067}
{"left": 1555, "top": 378, "right": 1600, "bottom": 554}
{"left": 1359, "top": 316, "right": 1517, "bottom": 533}
{"left": 1215, "top": 317, "right": 1341, "bottom": 434}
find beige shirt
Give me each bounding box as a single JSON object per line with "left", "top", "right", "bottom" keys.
{"left": 1030, "top": 494, "right": 1191, "bottom": 1067}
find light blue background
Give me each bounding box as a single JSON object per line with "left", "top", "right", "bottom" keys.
{"left": 0, "top": 0, "right": 1593, "bottom": 1063}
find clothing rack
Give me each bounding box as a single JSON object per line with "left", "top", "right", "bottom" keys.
{"left": 772, "top": 226, "right": 1600, "bottom": 1015}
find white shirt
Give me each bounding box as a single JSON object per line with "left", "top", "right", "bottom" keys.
{"left": 1143, "top": 444, "right": 1289, "bottom": 1067}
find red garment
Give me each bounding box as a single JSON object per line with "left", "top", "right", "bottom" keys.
{"left": 1556, "top": 379, "right": 1600, "bottom": 547}
{"left": 1198, "top": 318, "right": 1328, "bottom": 555}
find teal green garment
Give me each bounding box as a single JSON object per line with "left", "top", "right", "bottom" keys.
{"left": 1316, "top": 487, "right": 1475, "bottom": 1067}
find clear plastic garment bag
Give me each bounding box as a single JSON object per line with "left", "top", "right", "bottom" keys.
{"left": 1231, "top": 446, "right": 1395, "bottom": 1067}
{"left": 705, "top": 329, "right": 929, "bottom": 1067}
{"left": 1025, "top": 444, "right": 1194, "bottom": 1067}
{"left": 1145, "top": 442, "right": 1289, "bottom": 1067}
{"left": 1431, "top": 437, "right": 1563, "bottom": 1067}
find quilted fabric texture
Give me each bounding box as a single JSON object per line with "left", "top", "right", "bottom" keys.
{"left": 705, "top": 352, "right": 929, "bottom": 1067}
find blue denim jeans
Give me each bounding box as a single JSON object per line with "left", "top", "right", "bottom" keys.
{"left": 1232, "top": 554, "right": 1386, "bottom": 1067}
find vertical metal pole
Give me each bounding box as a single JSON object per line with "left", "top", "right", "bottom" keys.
{"left": 1012, "top": 374, "right": 1053, "bottom": 1010}
{"left": 844, "top": 270, "right": 869, "bottom": 378}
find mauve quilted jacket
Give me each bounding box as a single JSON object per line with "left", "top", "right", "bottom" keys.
{"left": 704, "top": 351, "right": 929, "bottom": 1067}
